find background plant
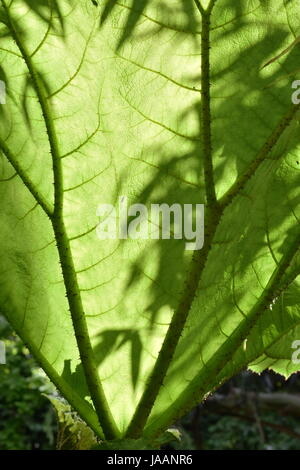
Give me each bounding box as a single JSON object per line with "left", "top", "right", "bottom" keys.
{"left": 0, "top": 317, "right": 56, "bottom": 450}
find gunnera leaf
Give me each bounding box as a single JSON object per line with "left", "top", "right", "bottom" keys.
{"left": 0, "top": 0, "right": 299, "bottom": 441}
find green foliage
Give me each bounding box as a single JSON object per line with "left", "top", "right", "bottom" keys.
{"left": 202, "top": 414, "right": 300, "bottom": 450}
{"left": 0, "top": 0, "right": 299, "bottom": 446}
{"left": 0, "top": 321, "right": 56, "bottom": 450}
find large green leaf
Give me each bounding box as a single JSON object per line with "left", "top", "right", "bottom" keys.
{"left": 0, "top": 0, "right": 299, "bottom": 442}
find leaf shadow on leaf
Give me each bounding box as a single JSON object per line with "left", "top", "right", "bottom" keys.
{"left": 99, "top": 0, "right": 200, "bottom": 50}
{"left": 61, "top": 329, "right": 142, "bottom": 398}
{"left": 1, "top": 0, "right": 300, "bottom": 435}
{"left": 61, "top": 359, "right": 91, "bottom": 403}
{"left": 100, "top": 0, "right": 151, "bottom": 50}
{"left": 21, "top": 0, "right": 65, "bottom": 34}
{"left": 114, "top": 33, "right": 300, "bottom": 329}
{"left": 0, "top": 0, "right": 66, "bottom": 47}
{"left": 103, "top": 0, "right": 300, "bottom": 429}
{"left": 94, "top": 329, "right": 142, "bottom": 390}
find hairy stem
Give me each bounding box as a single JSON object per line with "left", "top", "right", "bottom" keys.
{"left": 126, "top": 0, "right": 219, "bottom": 439}
{"left": 0, "top": 138, "right": 53, "bottom": 217}
{"left": 125, "top": 0, "right": 220, "bottom": 439}
{"left": 126, "top": 206, "right": 222, "bottom": 438}
{"left": 220, "top": 103, "right": 300, "bottom": 210}
{"left": 194, "top": 0, "right": 205, "bottom": 15}
{"left": 1, "top": 307, "right": 105, "bottom": 439}
{"left": 1, "top": 0, "right": 118, "bottom": 440}
{"left": 51, "top": 216, "right": 119, "bottom": 440}
{"left": 144, "top": 230, "right": 300, "bottom": 437}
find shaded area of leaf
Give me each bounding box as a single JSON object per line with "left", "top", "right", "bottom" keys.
{"left": 94, "top": 329, "right": 142, "bottom": 390}
{"left": 100, "top": 0, "right": 150, "bottom": 50}
{"left": 61, "top": 360, "right": 91, "bottom": 402}
{"left": 0, "top": 0, "right": 65, "bottom": 45}
{"left": 22, "top": 0, "right": 65, "bottom": 33}
{"left": 1, "top": 0, "right": 300, "bottom": 437}
{"left": 100, "top": 0, "right": 199, "bottom": 49}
